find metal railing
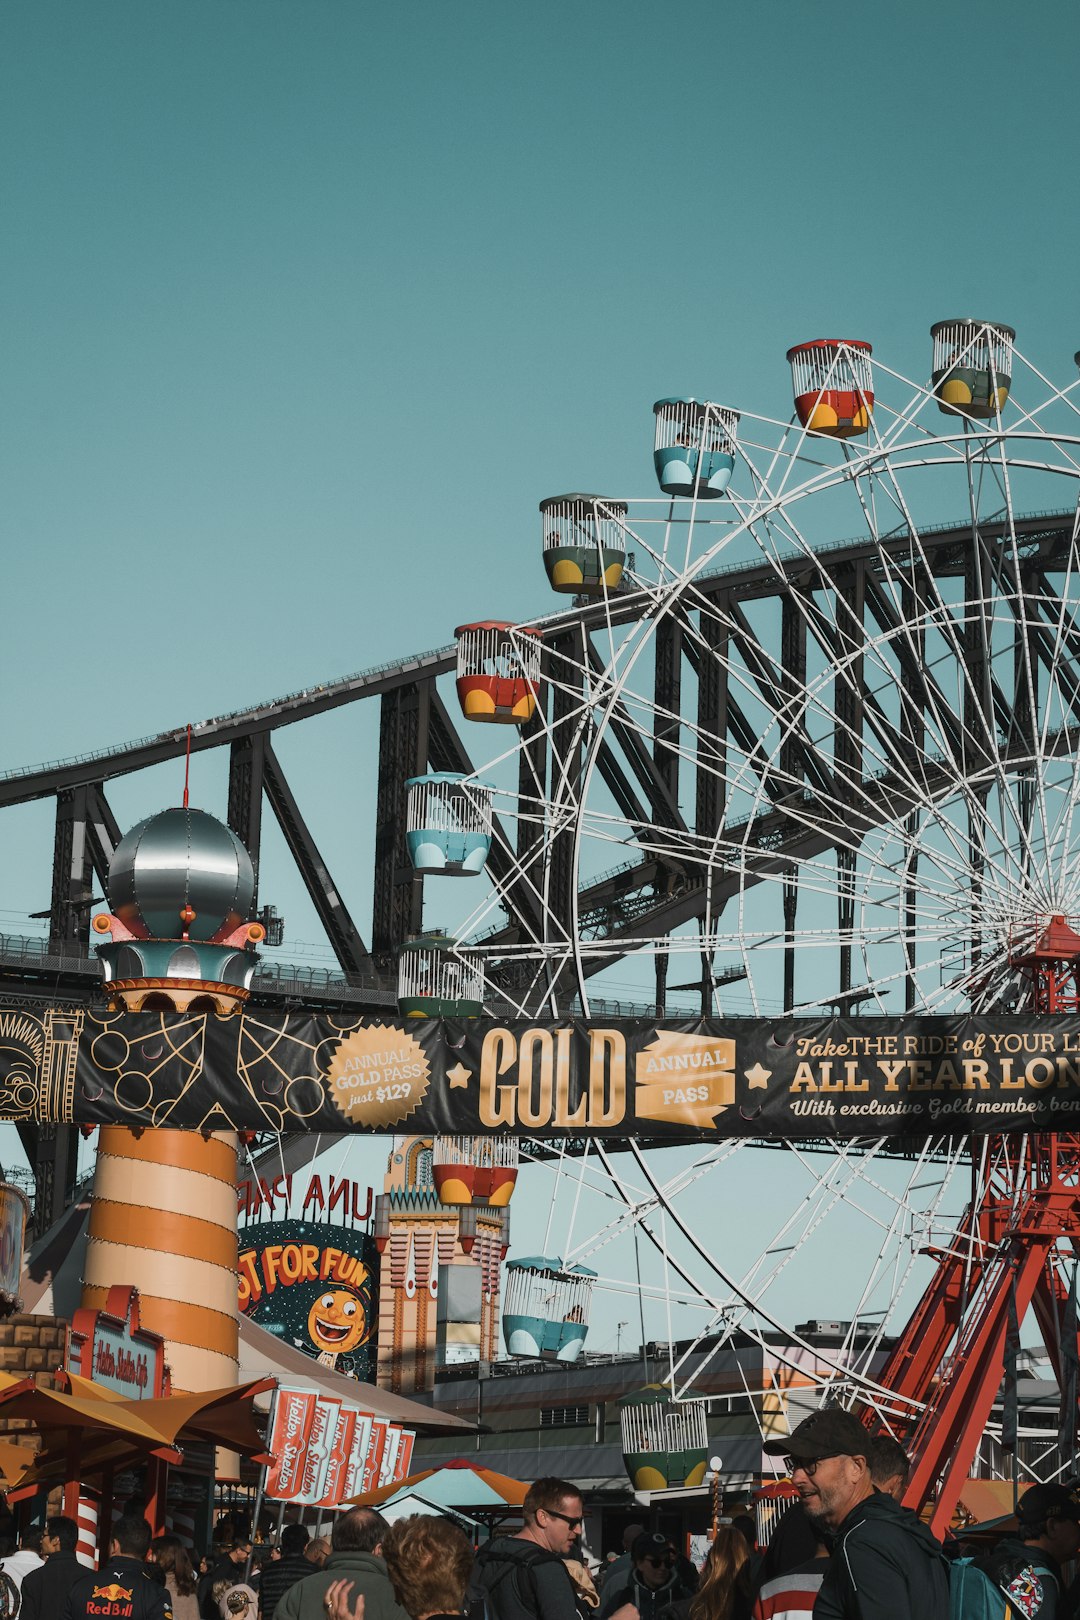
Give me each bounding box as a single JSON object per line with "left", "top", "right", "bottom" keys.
{"left": 0, "top": 644, "right": 456, "bottom": 784}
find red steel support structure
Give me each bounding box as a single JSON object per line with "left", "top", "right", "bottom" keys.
{"left": 872, "top": 916, "right": 1080, "bottom": 1538}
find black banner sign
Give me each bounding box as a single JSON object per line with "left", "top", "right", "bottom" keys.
{"left": 5, "top": 1007, "right": 1080, "bottom": 1139}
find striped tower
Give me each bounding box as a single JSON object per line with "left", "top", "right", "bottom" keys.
{"left": 75, "top": 1489, "right": 100, "bottom": 1567}
{"left": 81, "top": 1127, "right": 239, "bottom": 1392}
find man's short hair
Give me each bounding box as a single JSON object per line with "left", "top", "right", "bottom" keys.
{"left": 46, "top": 1516, "right": 79, "bottom": 1554}
{"left": 731, "top": 1514, "right": 757, "bottom": 1550}
{"left": 522, "top": 1477, "right": 583, "bottom": 1525}
{"left": 383, "top": 1515, "right": 474, "bottom": 1616}
{"left": 279, "top": 1523, "right": 310, "bottom": 1558}
{"left": 621, "top": 1522, "right": 645, "bottom": 1552}
{"left": 113, "top": 1514, "right": 152, "bottom": 1560}
{"left": 332, "top": 1507, "right": 390, "bottom": 1553}
{"left": 869, "top": 1433, "right": 910, "bottom": 1487}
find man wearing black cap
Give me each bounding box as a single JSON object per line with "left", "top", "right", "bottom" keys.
{"left": 598, "top": 1532, "right": 695, "bottom": 1620}
{"left": 978, "top": 1483, "right": 1080, "bottom": 1620}
{"left": 763, "top": 1409, "right": 948, "bottom": 1620}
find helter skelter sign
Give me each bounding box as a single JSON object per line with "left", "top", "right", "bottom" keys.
{"left": 3, "top": 1007, "right": 1080, "bottom": 1138}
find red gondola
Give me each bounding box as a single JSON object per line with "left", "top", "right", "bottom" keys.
{"left": 432, "top": 1137, "right": 519, "bottom": 1207}
{"left": 455, "top": 622, "right": 542, "bottom": 724}
{"left": 786, "top": 339, "right": 873, "bottom": 438}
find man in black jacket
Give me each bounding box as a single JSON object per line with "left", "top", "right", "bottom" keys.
{"left": 258, "top": 1525, "right": 312, "bottom": 1620}
{"left": 763, "top": 1409, "right": 949, "bottom": 1620}
{"left": 199, "top": 1538, "right": 253, "bottom": 1619}
{"left": 20, "top": 1516, "right": 82, "bottom": 1620}
{"left": 473, "top": 1477, "right": 583, "bottom": 1620}
{"left": 599, "top": 1532, "right": 696, "bottom": 1620}
{"left": 62, "top": 1513, "right": 173, "bottom": 1620}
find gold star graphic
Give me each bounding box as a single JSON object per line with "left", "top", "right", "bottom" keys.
{"left": 744, "top": 1062, "right": 772, "bottom": 1089}
{"left": 447, "top": 1062, "right": 472, "bottom": 1089}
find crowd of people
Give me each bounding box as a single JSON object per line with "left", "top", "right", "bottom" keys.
{"left": 2, "top": 1434, "right": 1078, "bottom": 1620}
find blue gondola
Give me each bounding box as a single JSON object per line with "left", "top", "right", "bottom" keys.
{"left": 653, "top": 399, "right": 739, "bottom": 499}
{"left": 405, "top": 774, "right": 493, "bottom": 876}
{"left": 502, "top": 1256, "right": 596, "bottom": 1363}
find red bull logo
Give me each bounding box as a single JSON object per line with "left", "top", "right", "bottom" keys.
{"left": 87, "top": 1580, "right": 136, "bottom": 1615}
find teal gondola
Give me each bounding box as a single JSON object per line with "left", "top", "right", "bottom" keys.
{"left": 931, "top": 320, "right": 1014, "bottom": 419}
{"left": 397, "top": 933, "right": 484, "bottom": 1018}
{"left": 405, "top": 774, "right": 493, "bottom": 876}
{"left": 653, "top": 399, "right": 739, "bottom": 498}
{"left": 502, "top": 1256, "right": 596, "bottom": 1363}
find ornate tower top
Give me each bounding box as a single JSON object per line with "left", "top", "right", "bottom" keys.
{"left": 93, "top": 806, "right": 263, "bottom": 1014}
{"left": 107, "top": 807, "right": 255, "bottom": 943}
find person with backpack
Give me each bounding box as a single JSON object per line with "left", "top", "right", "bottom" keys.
{"left": 473, "top": 1477, "right": 584, "bottom": 1620}
{"left": 762, "top": 1408, "right": 949, "bottom": 1620}
{"left": 952, "top": 1483, "right": 1080, "bottom": 1620}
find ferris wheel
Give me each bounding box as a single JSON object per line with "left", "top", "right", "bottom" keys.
{"left": 403, "top": 324, "right": 1080, "bottom": 1499}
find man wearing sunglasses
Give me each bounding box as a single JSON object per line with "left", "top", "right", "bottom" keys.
{"left": 599, "top": 1532, "right": 694, "bottom": 1620}
{"left": 473, "top": 1477, "right": 584, "bottom": 1620}
{"left": 763, "top": 1410, "right": 948, "bottom": 1620}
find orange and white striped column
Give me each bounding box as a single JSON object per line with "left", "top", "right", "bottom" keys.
{"left": 81, "top": 1128, "right": 239, "bottom": 1393}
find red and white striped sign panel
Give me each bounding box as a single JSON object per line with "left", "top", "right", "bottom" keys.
{"left": 264, "top": 1386, "right": 317, "bottom": 1502}
{"left": 314, "top": 1403, "right": 359, "bottom": 1510}
{"left": 378, "top": 1425, "right": 403, "bottom": 1489}
{"left": 342, "top": 1411, "right": 375, "bottom": 1502}
{"left": 360, "top": 1418, "right": 388, "bottom": 1495}
{"left": 395, "top": 1429, "right": 416, "bottom": 1483}
{"left": 297, "top": 1396, "right": 341, "bottom": 1506}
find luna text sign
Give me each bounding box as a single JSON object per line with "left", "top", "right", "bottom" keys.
{"left": 8, "top": 1008, "right": 1080, "bottom": 1140}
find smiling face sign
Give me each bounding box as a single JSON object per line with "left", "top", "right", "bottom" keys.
{"left": 308, "top": 1288, "right": 367, "bottom": 1356}
{"left": 237, "top": 1220, "right": 377, "bottom": 1380}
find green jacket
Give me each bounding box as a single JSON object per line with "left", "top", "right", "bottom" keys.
{"left": 272, "top": 1551, "right": 411, "bottom": 1620}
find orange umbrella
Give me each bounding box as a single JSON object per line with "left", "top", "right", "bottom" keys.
{"left": 59, "top": 1373, "right": 274, "bottom": 1460}
{"left": 346, "top": 1458, "right": 529, "bottom": 1509}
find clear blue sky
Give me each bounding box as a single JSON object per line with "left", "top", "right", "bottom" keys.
{"left": 0, "top": 1, "right": 1075, "bottom": 1337}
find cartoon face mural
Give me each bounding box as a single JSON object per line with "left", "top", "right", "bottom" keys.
{"left": 237, "top": 1220, "right": 378, "bottom": 1381}
{"left": 308, "top": 1287, "right": 367, "bottom": 1356}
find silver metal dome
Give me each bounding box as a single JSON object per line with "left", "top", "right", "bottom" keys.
{"left": 107, "top": 807, "right": 255, "bottom": 942}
